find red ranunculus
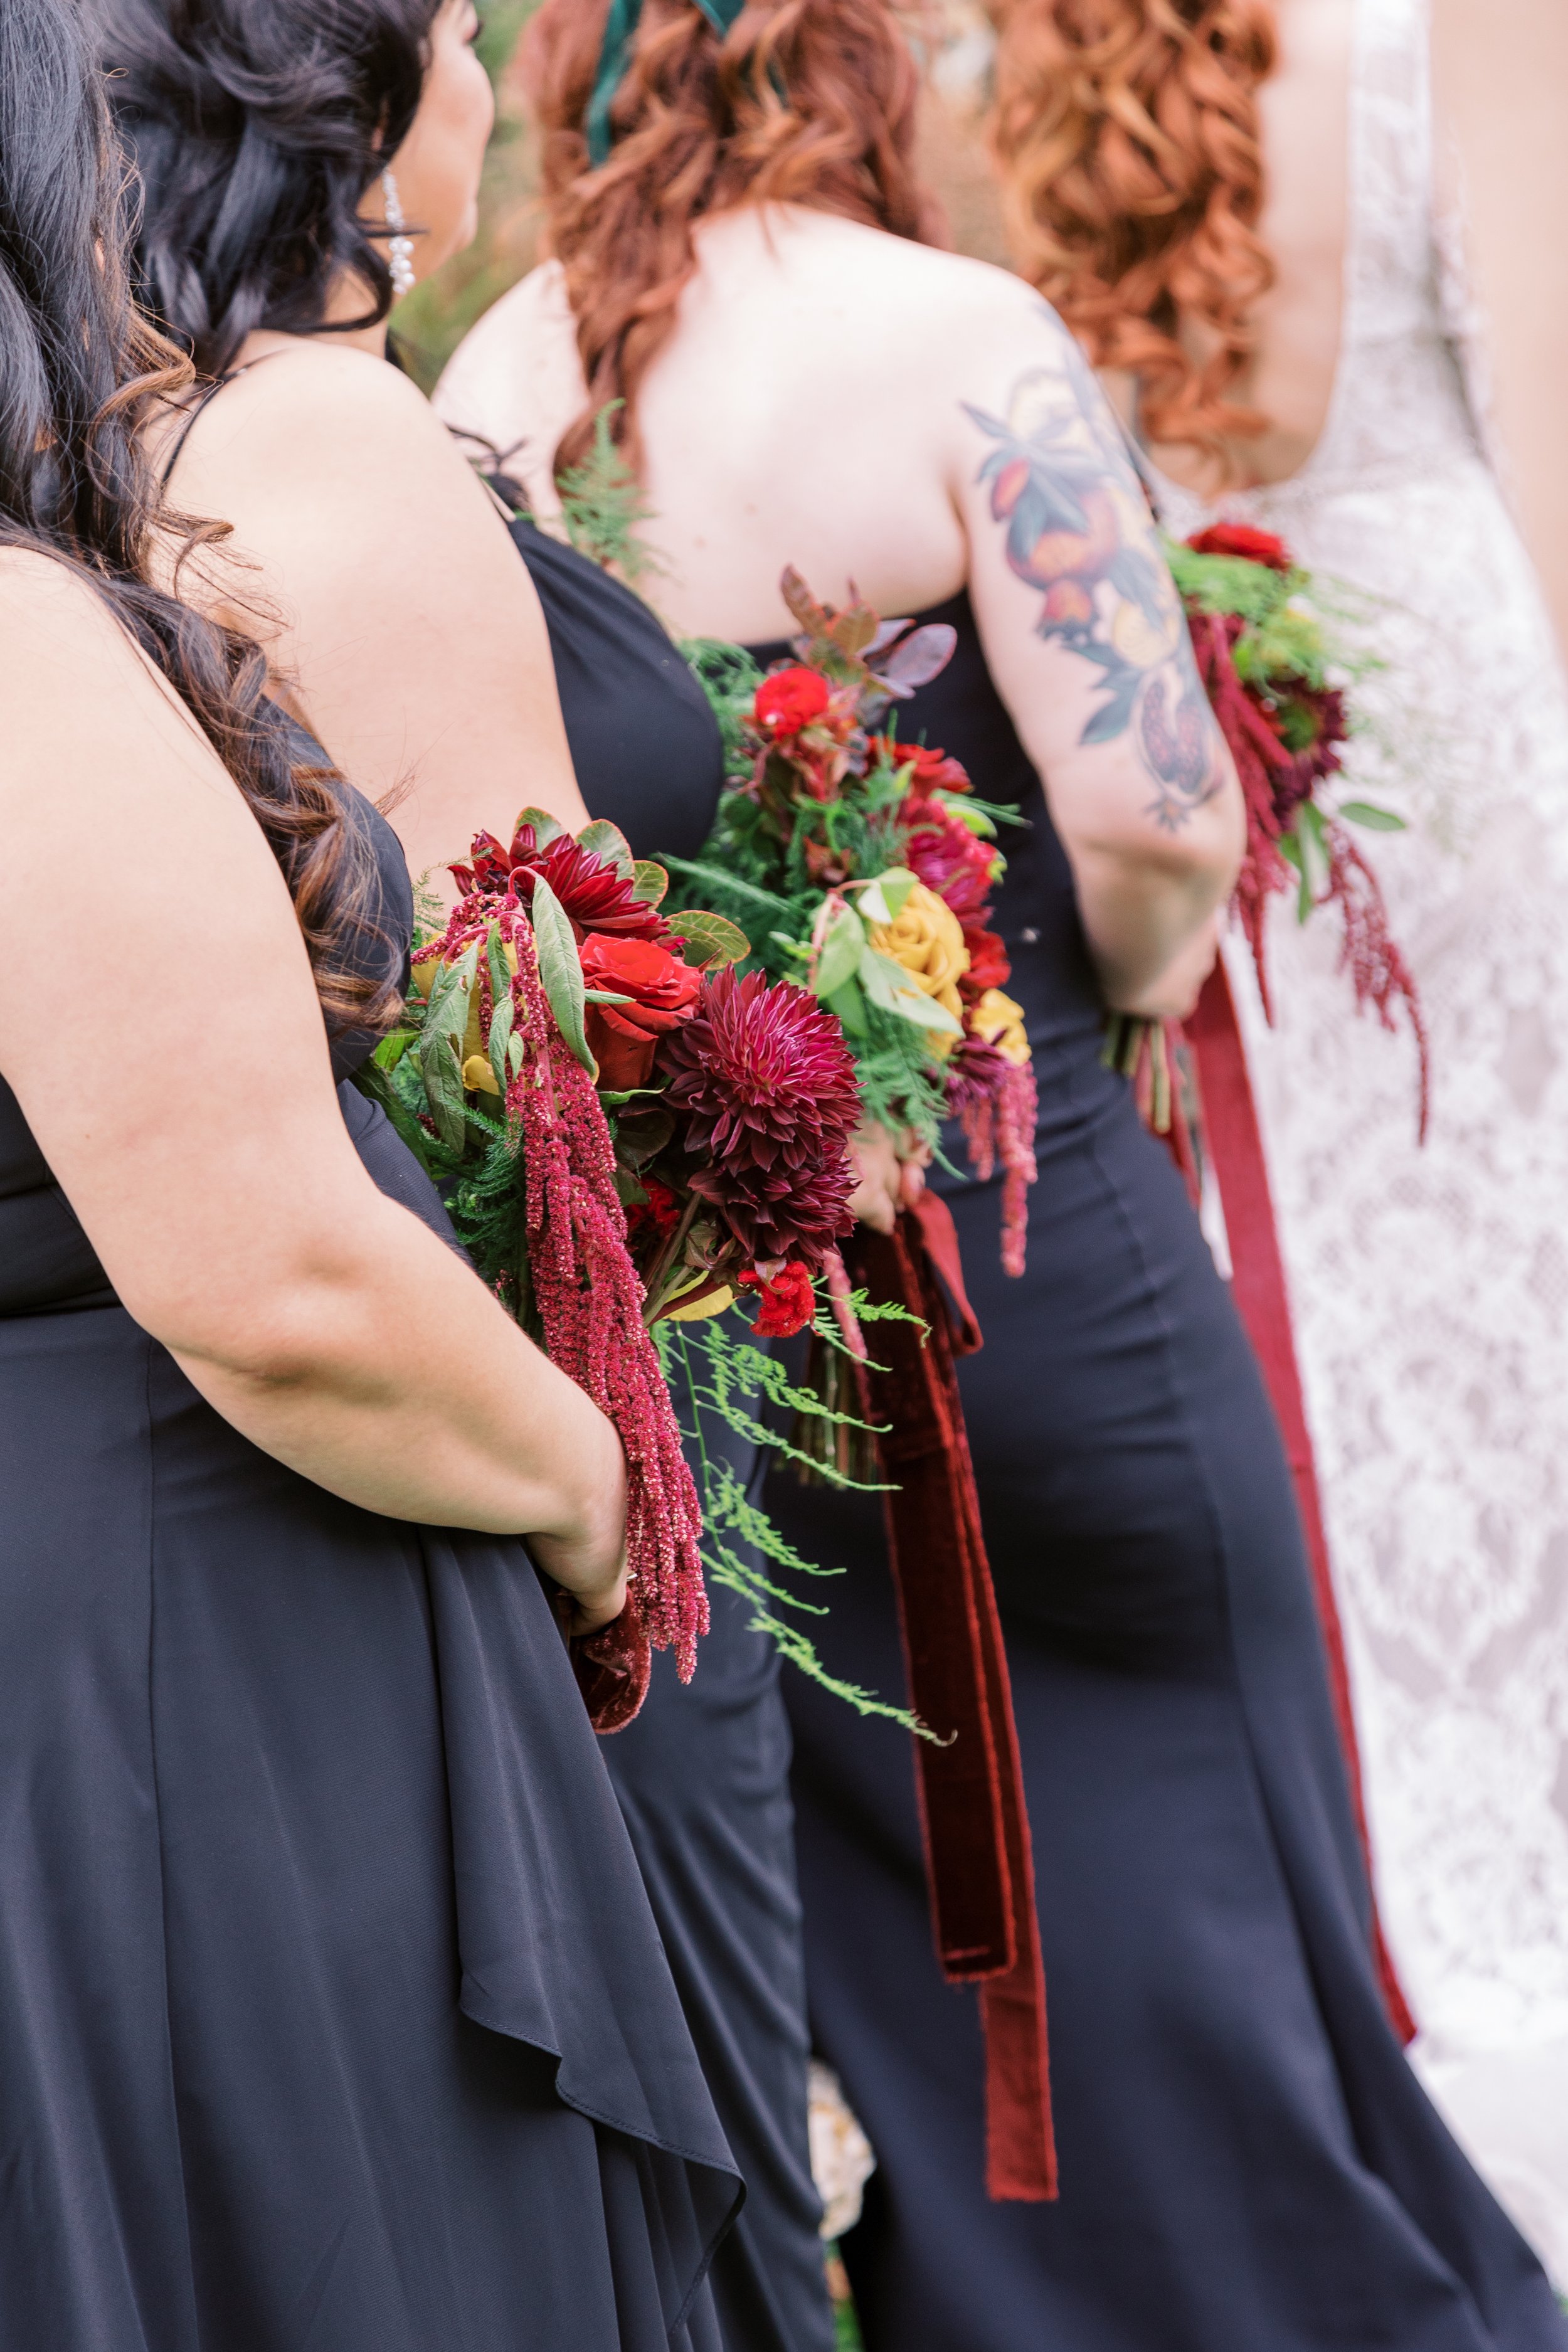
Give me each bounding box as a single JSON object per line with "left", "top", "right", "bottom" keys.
{"left": 738, "top": 1262, "right": 817, "bottom": 1338}
{"left": 872, "top": 736, "right": 972, "bottom": 797}
{"left": 1188, "top": 522, "right": 1292, "bottom": 573}
{"left": 755, "top": 664, "right": 831, "bottom": 737}
{"left": 900, "top": 793, "right": 997, "bottom": 924}
{"left": 960, "top": 923, "right": 1011, "bottom": 998}
{"left": 580, "top": 935, "right": 703, "bottom": 1090}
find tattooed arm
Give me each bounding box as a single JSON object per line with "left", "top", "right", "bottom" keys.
{"left": 955, "top": 304, "right": 1244, "bottom": 1015}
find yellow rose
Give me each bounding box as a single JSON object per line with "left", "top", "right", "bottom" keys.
{"left": 868, "top": 881, "right": 970, "bottom": 1060}
{"left": 970, "top": 987, "right": 1031, "bottom": 1068}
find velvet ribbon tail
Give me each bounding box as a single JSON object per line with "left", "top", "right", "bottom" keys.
{"left": 847, "top": 1197, "right": 1057, "bottom": 2200}
{"left": 1187, "top": 961, "right": 1417, "bottom": 2044}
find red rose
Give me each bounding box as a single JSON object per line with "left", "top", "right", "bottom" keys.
{"left": 580, "top": 935, "right": 703, "bottom": 1090}
{"left": 1187, "top": 523, "right": 1291, "bottom": 573}
{"left": 738, "top": 1261, "right": 817, "bottom": 1339}
{"left": 755, "top": 665, "right": 831, "bottom": 736}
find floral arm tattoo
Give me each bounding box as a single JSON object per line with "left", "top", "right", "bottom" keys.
{"left": 965, "top": 321, "right": 1221, "bottom": 831}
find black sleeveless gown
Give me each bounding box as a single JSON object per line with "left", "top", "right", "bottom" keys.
{"left": 0, "top": 760, "right": 741, "bottom": 2348}
{"left": 509, "top": 517, "right": 838, "bottom": 2352}
{"left": 754, "top": 595, "right": 1565, "bottom": 2351}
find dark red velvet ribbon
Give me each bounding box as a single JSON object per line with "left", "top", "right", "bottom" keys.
{"left": 1188, "top": 962, "right": 1416, "bottom": 2045}
{"left": 847, "top": 1195, "right": 1058, "bottom": 2201}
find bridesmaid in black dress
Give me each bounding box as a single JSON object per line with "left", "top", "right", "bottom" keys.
{"left": 0, "top": 7, "right": 736, "bottom": 2343}
{"left": 102, "top": 4, "right": 838, "bottom": 2343}
{"left": 442, "top": 2, "right": 1568, "bottom": 2346}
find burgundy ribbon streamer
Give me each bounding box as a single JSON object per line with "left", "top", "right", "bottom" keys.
{"left": 1188, "top": 962, "right": 1416, "bottom": 2045}
{"left": 848, "top": 1196, "right": 1057, "bottom": 2200}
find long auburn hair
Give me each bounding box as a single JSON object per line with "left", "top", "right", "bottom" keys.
{"left": 987, "top": 0, "right": 1278, "bottom": 464}
{"left": 521, "top": 0, "right": 944, "bottom": 475}
{"left": 1, "top": 0, "right": 391, "bottom": 1035}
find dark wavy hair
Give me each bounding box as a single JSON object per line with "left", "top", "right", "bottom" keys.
{"left": 1, "top": 0, "right": 392, "bottom": 1034}
{"left": 95, "top": 0, "right": 442, "bottom": 378}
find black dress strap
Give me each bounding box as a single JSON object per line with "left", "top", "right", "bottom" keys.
{"left": 158, "top": 352, "right": 286, "bottom": 487}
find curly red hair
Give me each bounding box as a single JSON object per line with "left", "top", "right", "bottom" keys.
{"left": 987, "top": 0, "right": 1278, "bottom": 467}
{"left": 519, "top": 0, "right": 944, "bottom": 475}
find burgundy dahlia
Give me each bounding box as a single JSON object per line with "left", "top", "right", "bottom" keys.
{"left": 449, "top": 822, "right": 671, "bottom": 943}
{"left": 657, "top": 968, "right": 859, "bottom": 1269}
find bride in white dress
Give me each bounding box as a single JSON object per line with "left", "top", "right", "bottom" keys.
{"left": 990, "top": 0, "right": 1568, "bottom": 2279}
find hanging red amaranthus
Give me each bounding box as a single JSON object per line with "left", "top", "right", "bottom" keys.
{"left": 1173, "top": 528, "right": 1430, "bottom": 1140}
{"left": 414, "top": 887, "right": 707, "bottom": 1683}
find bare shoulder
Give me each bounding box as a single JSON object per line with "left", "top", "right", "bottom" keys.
{"left": 438, "top": 260, "right": 573, "bottom": 401}
{"left": 434, "top": 263, "right": 583, "bottom": 508}
{"left": 0, "top": 550, "right": 235, "bottom": 820}
{"left": 0, "top": 551, "right": 153, "bottom": 716}
{"left": 177, "top": 340, "right": 481, "bottom": 521}
{"left": 752, "top": 208, "right": 1049, "bottom": 341}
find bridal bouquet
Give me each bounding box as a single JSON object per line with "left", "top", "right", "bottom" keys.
{"left": 1170, "top": 522, "right": 1429, "bottom": 1134}
{"left": 677, "top": 569, "right": 1039, "bottom": 1274}
{"left": 359, "top": 807, "right": 903, "bottom": 1719}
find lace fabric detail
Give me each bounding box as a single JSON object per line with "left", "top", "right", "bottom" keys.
{"left": 1148, "top": 0, "right": 1568, "bottom": 2279}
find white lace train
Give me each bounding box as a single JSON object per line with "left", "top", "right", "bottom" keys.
{"left": 1150, "top": 0, "right": 1568, "bottom": 2281}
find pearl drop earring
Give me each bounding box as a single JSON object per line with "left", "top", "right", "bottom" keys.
{"left": 381, "top": 168, "right": 416, "bottom": 299}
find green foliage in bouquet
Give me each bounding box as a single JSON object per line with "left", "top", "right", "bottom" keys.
{"left": 672, "top": 568, "right": 1042, "bottom": 1276}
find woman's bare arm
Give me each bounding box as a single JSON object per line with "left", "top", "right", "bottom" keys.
{"left": 952, "top": 295, "right": 1244, "bottom": 1015}
{"left": 1433, "top": 0, "right": 1568, "bottom": 662}
{"left": 0, "top": 555, "right": 624, "bottom": 1625}
{"left": 164, "top": 341, "right": 591, "bottom": 893}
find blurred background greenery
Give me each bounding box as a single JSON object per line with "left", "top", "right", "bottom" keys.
{"left": 393, "top": 0, "right": 1009, "bottom": 396}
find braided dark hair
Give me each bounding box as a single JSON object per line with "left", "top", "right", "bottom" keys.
{"left": 97, "top": 0, "right": 441, "bottom": 377}
{"left": 1, "top": 0, "right": 393, "bottom": 1035}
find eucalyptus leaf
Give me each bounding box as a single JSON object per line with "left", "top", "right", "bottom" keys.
{"left": 487, "top": 995, "right": 515, "bottom": 1096}
{"left": 631, "top": 858, "right": 669, "bottom": 906}
{"left": 666, "top": 909, "right": 751, "bottom": 970}
{"left": 577, "top": 818, "right": 635, "bottom": 876}
{"left": 583, "top": 988, "right": 637, "bottom": 1004}
{"left": 861, "top": 949, "right": 965, "bottom": 1036}
{"left": 512, "top": 806, "right": 565, "bottom": 850}
{"left": 485, "top": 926, "right": 513, "bottom": 1017}
{"left": 853, "top": 868, "right": 918, "bottom": 928}
{"left": 822, "top": 977, "right": 868, "bottom": 1036}
{"left": 372, "top": 1027, "right": 415, "bottom": 1071}
{"left": 1288, "top": 803, "right": 1331, "bottom": 922}
{"left": 529, "top": 875, "right": 597, "bottom": 1078}
{"left": 812, "top": 903, "right": 867, "bottom": 1000}
{"left": 1339, "top": 799, "right": 1407, "bottom": 832}
{"left": 419, "top": 942, "right": 478, "bottom": 1153}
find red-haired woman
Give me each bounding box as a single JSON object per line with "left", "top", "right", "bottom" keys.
{"left": 437, "top": 3, "right": 1563, "bottom": 2344}
{"left": 988, "top": 0, "right": 1568, "bottom": 2281}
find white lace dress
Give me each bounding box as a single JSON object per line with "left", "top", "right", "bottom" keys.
{"left": 1150, "top": 0, "right": 1568, "bottom": 2280}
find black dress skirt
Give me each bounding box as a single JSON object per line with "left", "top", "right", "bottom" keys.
{"left": 0, "top": 772, "right": 739, "bottom": 2349}
{"left": 754, "top": 593, "right": 1566, "bottom": 2351}
{"left": 509, "top": 517, "right": 838, "bottom": 2352}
